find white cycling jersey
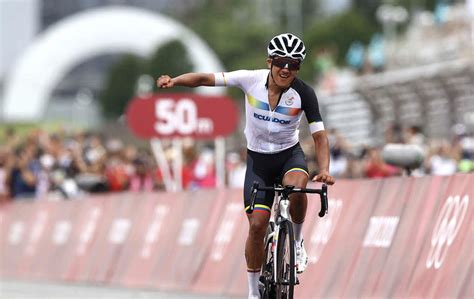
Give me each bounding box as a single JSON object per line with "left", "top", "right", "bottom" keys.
{"left": 214, "top": 69, "right": 324, "bottom": 154}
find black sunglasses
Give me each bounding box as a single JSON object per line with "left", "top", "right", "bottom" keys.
{"left": 271, "top": 57, "right": 301, "bottom": 71}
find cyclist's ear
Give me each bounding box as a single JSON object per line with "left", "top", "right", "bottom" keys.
{"left": 266, "top": 58, "right": 272, "bottom": 69}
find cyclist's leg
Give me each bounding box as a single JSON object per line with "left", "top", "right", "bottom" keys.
{"left": 281, "top": 143, "right": 309, "bottom": 226}
{"left": 283, "top": 171, "right": 308, "bottom": 226}
{"left": 281, "top": 144, "right": 309, "bottom": 274}
{"left": 245, "top": 211, "right": 270, "bottom": 298}
{"left": 243, "top": 150, "right": 277, "bottom": 297}
{"left": 245, "top": 210, "right": 271, "bottom": 273}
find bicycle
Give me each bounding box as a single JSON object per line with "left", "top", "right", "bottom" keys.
{"left": 248, "top": 182, "right": 328, "bottom": 299}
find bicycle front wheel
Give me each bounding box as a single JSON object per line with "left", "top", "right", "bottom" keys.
{"left": 276, "top": 220, "right": 295, "bottom": 299}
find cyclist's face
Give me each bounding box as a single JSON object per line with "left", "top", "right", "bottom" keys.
{"left": 267, "top": 57, "right": 300, "bottom": 88}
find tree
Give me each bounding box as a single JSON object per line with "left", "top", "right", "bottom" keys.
{"left": 99, "top": 40, "right": 194, "bottom": 120}
{"left": 186, "top": 0, "right": 277, "bottom": 71}
{"left": 99, "top": 54, "right": 143, "bottom": 119}
{"left": 305, "top": 10, "right": 377, "bottom": 65}
{"left": 352, "top": 0, "right": 382, "bottom": 24}
{"left": 145, "top": 40, "right": 194, "bottom": 93}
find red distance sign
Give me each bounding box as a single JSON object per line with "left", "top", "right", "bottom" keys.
{"left": 126, "top": 93, "right": 239, "bottom": 139}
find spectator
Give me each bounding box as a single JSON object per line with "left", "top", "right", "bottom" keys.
{"left": 226, "top": 151, "right": 246, "bottom": 188}
{"left": 83, "top": 134, "right": 107, "bottom": 174}
{"left": 328, "top": 129, "right": 350, "bottom": 178}
{"left": 330, "top": 145, "right": 348, "bottom": 178}
{"left": 344, "top": 151, "right": 366, "bottom": 179}
{"left": 452, "top": 128, "right": 474, "bottom": 173}
{"left": 129, "top": 158, "right": 154, "bottom": 192}
{"left": 104, "top": 138, "right": 129, "bottom": 192}
{"left": 385, "top": 124, "right": 404, "bottom": 144}
{"left": 367, "top": 33, "right": 386, "bottom": 72}
{"left": 364, "top": 147, "right": 400, "bottom": 178}
{"left": 72, "top": 134, "right": 108, "bottom": 193}
{"left": 36, "top": 153, "right": 54, "bottom": 199}
{"left": 403, "top": 125, "right": 428, "bottom": 176}
{"left": 181, "top": 141, "right": 198, "bottom": 189}
{"left": 404, "top": 125, "right": 426, "bottom": 148}
{"left": 434, "top": 0, "right": 450, "bottom": 25}
{"left": 9, "top": 145, "right": 41, "bottom": 199}
{"left": 426, "top": 141, "right": 459, "bottom": 175}
{"left": 105, "top": 154, "right": 129, "bottom": 192}
{"left": 123, "top": 144, "right": 139, "bottom": 177}
{"left": 346, "top": 41, "right": 365, "bottom": 73}
{"left": 191, "top": 148, "right": 216, "bottom": 189}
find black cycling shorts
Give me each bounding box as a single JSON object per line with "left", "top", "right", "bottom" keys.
{"left": 244, "top": 143, "right": 309, "bottom": 214}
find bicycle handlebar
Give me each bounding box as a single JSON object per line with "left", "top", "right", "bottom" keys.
{"left": 249, "top": 182, "right": 328, "bottom": 217}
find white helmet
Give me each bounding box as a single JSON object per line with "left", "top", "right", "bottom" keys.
{"left": 267, "top": 33, "right": 306, "bottom": 61}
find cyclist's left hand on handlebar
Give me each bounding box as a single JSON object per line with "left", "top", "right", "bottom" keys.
{"left": 312, "top": 170, "right": 335, "bottom": 185}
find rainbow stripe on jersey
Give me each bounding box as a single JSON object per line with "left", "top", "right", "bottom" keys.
{"left": 275, "top": 106, "right": 300, "bottom": 116}
{"left": 247, "top": 94, "right": 269, "bottom": 110}
{"left": 247, "top": 94, "right": 300, "bottom": 116}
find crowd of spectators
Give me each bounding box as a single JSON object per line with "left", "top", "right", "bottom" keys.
{"left": 0, "top": 128, "right": 249, "bottom": 201}
{"left": 1, "top": 125, "right": 472, "bottom": 201}
{"left": 300, "top": 125, "right": 473, "bottom": 180}
{"left": 0, "top": 128, "right": 156, "bottom": 201}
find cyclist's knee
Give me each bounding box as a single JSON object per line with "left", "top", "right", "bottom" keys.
{"left": 248, "top": 215, "right": 269, "bottom": 238}
{"left": 283, "top": 171, "right": 308, "bottom": 188}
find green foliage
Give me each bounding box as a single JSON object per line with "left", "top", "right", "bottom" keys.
{"left": 146, "top": 40, "right": 194, "bottom": 93}
{"left": 398, "top": 0, "right": 438, "bottom": 12}
{"left": 190, "top": 14, "right": 276, "bottom": 100}
{"left": 192, "top": 22, "right": 275, "bottom": 71}
{"left": 99, "top": 54, "right": 143, "bottom": 119}
{"left": 99, "top": 40, "right": 194, "bottom": 119}
{"left": 185, "top": 2, "right": 377, "bottom": 83}
{"left": 305, "top": 10, "right": 377, "bottom": 65}
{"left": 352, "top": 0, "right": 382, "bottom": 24}
{"left": 182, "top": 0, "right": 277, "bottom": 71}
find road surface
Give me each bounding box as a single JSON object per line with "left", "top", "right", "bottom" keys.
{"left": 0, "top": 280, "right": 244, "bottom": 299}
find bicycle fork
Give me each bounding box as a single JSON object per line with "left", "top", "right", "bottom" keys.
{"left": 272, "top": 197, "right": 296, "bottom": 285}
{"left": 272, "top": 223, "right": 279, "bottom": 284}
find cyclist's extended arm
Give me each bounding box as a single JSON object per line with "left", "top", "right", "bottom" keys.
{"left": 157, "top": 73, "right": 215, "bottom": 89}
{"left": 312, "top": 130, "right": 335, "bottom": 185}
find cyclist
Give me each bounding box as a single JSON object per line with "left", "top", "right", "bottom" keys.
{"left": 157, "top": 33, "right": 335, "bottom": 299}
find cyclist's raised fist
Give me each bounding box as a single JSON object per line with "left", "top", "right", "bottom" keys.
{"left": 312, "top": 170, "right": 335, "bottom": 185}
{"left": 157, "top": 75, "right": 174, "bottom": 88}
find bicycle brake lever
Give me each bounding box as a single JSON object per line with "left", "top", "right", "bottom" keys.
{"left": 318, "top": 184, "right": 328, "bottom": 217}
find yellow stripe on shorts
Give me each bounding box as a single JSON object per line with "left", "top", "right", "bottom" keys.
{"left": 245, "top": 204, "right": 271, "bottom": 212}
{"left": 284, "top": 167, "right": 309, "bottom": 176}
